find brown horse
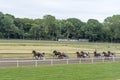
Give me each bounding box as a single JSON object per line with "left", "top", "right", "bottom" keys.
{"left": 32, "top": 50, "right": 45, "bottom": 60}
{"left": 53, "top": 50, "right": 69, "bottom": 59}
{"left": 93, "top": 50, "right": 102, "bottom": 57}
{"left": 108, "top": 51, "right": 115, "bottom": 57}
{"left": 53, "top": 50, "right": 61, "bottom": 58}
{"left": 102, "top": 52, "right": 109, "bottom": 57}
{"left": 59, "top": 52, "right": 69, "bottom": 59}
{"left": 102, "top": 51, "right": 116, "bottom": 60}
{"left": 75, "top": 51, "right": 90, "bottom": 58}
{"left": 81, "top": 51, "right": 90, "bottom": 58}
{"left": 102, "top": 51, "right": 115, "bottom": 57}
{"left": 75, "top": 52, "right": 82, "bottom": 58}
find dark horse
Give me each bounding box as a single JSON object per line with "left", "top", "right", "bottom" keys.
{"left": 102, "top": 51, "right": 115, "bottom": 57}
{"left": 81, "top": 51, "right": 90, "bottom": 58}
{"left": 102, "top": 51, "right": 115, "bottom": 60}
{"left": 32, "top": 50, "right": 45, "bottom": 60}
{"left": 93, "top": 50, "right": 102, "bottom": 58}
{"left": 59, "top": 52, "right": 69, "bottom": 59}
{"left": 53, "top": 50, "right": 61, "bottom": 58}
{"left": 75, "top": 52, "right": 83, "bottom": 58}
{"left": 75, "top": 51, "right": 90, "bottom": 58}
{"left": 53, "top": 50, "right": 69, "bottom": 59}
{"left": 108, "top": 51, "right": 115, "bottom": 57}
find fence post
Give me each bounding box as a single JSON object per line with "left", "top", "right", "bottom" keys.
{"left": 51, "top": 59, "right": 53, "bottom": 65}
{"left": 91, "top": 58, "right": 93, "bottom": 63}
{"left": 79, "top": 58, "right": 81, "bottom": 64}
{"left": 17, "top": 60, "right": 19, "bottom": 67}
{"left": 35, "top": 60, "right": 38, "bottom": 67}
{"left": 102, "top": 57, "right": 104, "bottom": 62}
{"left": 112, "top": 57, "right": 115, "bottom": 62}
{"left": 66, "top": 59, "right": 68, "bottom": 64}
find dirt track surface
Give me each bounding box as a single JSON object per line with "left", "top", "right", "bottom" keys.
{"left": 0, "top": 57, "right": 120, "bottom": 68}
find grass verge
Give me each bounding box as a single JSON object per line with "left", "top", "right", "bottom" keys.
{"left": 0, "top": 62, "right": 120, "bottom": 80}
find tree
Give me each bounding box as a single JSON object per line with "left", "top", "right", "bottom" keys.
{"left": 0, "top": 12, "right": 4, "bottom": 38}
{"left": 29, "top": 23, "right": 45, "bottom": 40}
{"left": 1, "top": 11, "right": 120, "bottom": 42}
{"left": 104, "top": 15, "right": 120, "bottom": 42}
{"left": 85, "top": 19, "right": 102, "bottom": 41}
{"left": 67, "top": 18, "right": 85, "bottom": 39}
{"left": 1, "top": 14, "right": 19, "bottom": 39}
{"left": 43, "top": 15, "right": 58, "bottom": 40}
{"left": 14, "top": 18, "right": 33, "bottom": 39}
{"left": 62, "top": 20, "right": 74, "bottom": 39}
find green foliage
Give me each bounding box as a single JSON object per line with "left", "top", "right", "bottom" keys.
{"left": 85, "top": 19, "right": 103, "bottom": 41}
{"left": 104, "top": 15, "right": 120, "bottom": 42}
{"left": 0, "top": 11, "right": 120, "bottom": 42}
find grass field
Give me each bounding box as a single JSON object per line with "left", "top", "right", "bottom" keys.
{"left": 0, "top": 62, "right": 120, "bottom": 80}
{"left": 0, "top": 40, "right": 120, "bottom": 80}
{"left": 0, "top": 40, "right": 120, "bottom": 58}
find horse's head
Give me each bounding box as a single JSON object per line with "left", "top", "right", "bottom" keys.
{"left": 102, "top": 52, "right": 108, "bottom": 56}
{"left": 94, "top": 51, "right": 97, "bottom": 54}
{"left": 42, "top": 52, "right": 45, "bottom": 56}
{"left": 32, "top": 50, "right": 36, "bottom": 54}
{"left": 76, "top": 52, "right": 79, "bottom": 54}
{"left": 53, "top": 50, "right": 57, "bottom": 54}
{"left": 81, "top": 51, "right": 84, "bottom": 53}
{"left": 108, "top": 51, "right": 115, "bottom": 56}
{"left": 108, "top": 51, "right": 110, "bottom": 53}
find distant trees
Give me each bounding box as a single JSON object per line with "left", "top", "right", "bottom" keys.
{"left": 0, "top": 11, "right": 120, "bottom": 42}
{"left": 85, "top": 19, "right": 103, "bottom": 41}
{"left": 0, "top": 13, "right": 19, "bottom": 39}
{"left": 103, "top": 15, "right": 120, "bottom": 42}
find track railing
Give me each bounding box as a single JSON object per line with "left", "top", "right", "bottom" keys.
{"left": 0, "top": 57, "right": 120, "bottom": 68}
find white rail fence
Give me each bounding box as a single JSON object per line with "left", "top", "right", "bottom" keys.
{"left": 0, "top": 57, "right": 120, "bottom": 68}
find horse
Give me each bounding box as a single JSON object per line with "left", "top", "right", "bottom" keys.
{"left": 32, "top": 50, "right": 45, "bottom": 60}
{"left": 60, "top": 52, "right": 69, "bottom": 59}
{"left": 108, "top": 51, "right": 115, "bottom": 57}
{"left": 53, "top": 50, "right": 69, "bottom": 59}
{"left": 75, "top": 52, "right": 82, "bottom": 58}
{"left": 81, "top": 51, "right": 90, "bottom": 58}
{"left": 93, "top": 50, "right": 102, "bottom": 58}
{"left": 102, "top": 51, "right": 115, "bottom": 57}
{"left": 53, "top": 50, "right": 61, "bottom": 58}
{"left": 102, "top": 51, "right": 110, "bottom": 57}
{"left": 102, "top": 51, "right": 116, "bottom": 60}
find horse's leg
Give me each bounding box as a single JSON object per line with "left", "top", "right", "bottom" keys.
{"left": 58, "top": 55, "right": 61, "bottom": 59}
{"left": 39, "top": 56, "right": 40, "bottom": 60}
{"left": 39, "top": 56, "right": 41, "bottom": 60}
{"left": 53, "top": 55, "right": 56, "bottom": 59}
{"left": 33, "top": 55, "right": 37, "bottom": 60}
{"left": 40, "top": 56, "right": 42, "bottom": 60}
{"left": 43, "top": 57, "right": 45, "bottom": 60}
{"left": 34, "top": 56, "right": 38, "bottom": 60}
{"left": 54, "top": 55, "right": 58, "bottom": 59}
{"left": 33, "top": 55, "right": 35, "bottom": 59}
{"left": 53, "top": 55, "right": 54, "bottom": 59}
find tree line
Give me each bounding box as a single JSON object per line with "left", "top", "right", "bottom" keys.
{"left": 0, "top": 12, "right": 120, "bottom": 42}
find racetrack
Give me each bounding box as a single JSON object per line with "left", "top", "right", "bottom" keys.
{"left": 0, "top": 57, "right": 120, "bottom": 68}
